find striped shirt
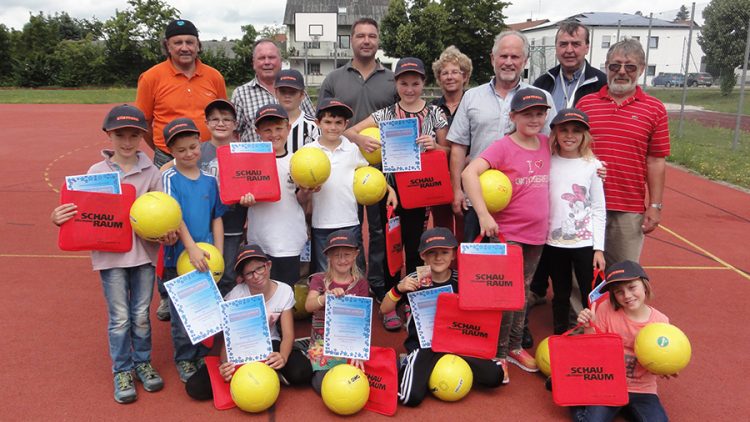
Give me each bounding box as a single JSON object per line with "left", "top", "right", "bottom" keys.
{"left": 287, "top": 112, "right": 319, "bottom": 154}
{"left": 231, "top": 78, "right": 314, "bottom": 143}
{"left": 576, "top": 86, "right": 670, "bottom": 213}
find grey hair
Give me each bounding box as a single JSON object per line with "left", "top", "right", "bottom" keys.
{"left": 606, "top": 38, "right": 645, "bottom": 66}
{"left": 492, "top": 31, "right": 530, "bottom": 59}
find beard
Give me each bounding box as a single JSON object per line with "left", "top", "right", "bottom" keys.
{"left": 608, "top": 76, "right": 637, "bottom": 96}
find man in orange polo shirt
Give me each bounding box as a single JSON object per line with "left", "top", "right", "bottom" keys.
{"left": 136, "top": 19, "right": 227, "bottom": 168}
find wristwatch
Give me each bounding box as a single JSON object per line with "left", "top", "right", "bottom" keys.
{"left": 650, "top": 203, "right": 663, "bottom": 210}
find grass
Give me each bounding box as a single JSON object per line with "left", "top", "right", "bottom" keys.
{"left": 646, "top": 87, "right": 750, "bottom": 115}
{"left": 0, "top": 87, "right": 138, "bottom": 104}
{"left": 668, "top": 119, "right": 750, "bottom": 189}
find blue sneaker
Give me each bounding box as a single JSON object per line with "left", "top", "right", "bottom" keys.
{"left": 113, "top": 371, "right": 137, "bottom": 404}
{"left": 176, "top": 360, "right": 198, "bottom": 383}
{"left": 135, "top": 362, "right": 164, "bottom": 392}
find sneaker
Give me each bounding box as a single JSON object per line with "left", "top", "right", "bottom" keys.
{"left": 278, "top": 372, "right": 291, "bottom": 386}
{"left": 293, "top": 336, "right": 311, "bottom": 351}
{"left": 382, "top": 310, "right": 402, "bottom": 331}
{"left": 176, "top": 360, "right": 198, "bottom": 383}
{"left": 403, "top": 304, "right": 412, "bottom": 323}
{"left": 156, "top": 298, "right": 170, "bottom": 321}
{"left": 528, "top": 291, "right": 547, "bottom": 307}
{"left": 134, "top": 362, "right": 164, "bottom": 392}
{"left": 507, "top": 349, "right": 539, "bottom": 373}
{"left": 494, "top": 359, "right": 510, "bottom": 385}
{"left": 113, "top": 371, "right": 137, "bottom": 404}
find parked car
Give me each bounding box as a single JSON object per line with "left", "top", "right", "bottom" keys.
{"left": 687, "top": 72, "right": 713, "bottom": 87}
{"left": 652, "top": 73, "right": 685, "bottom": 87}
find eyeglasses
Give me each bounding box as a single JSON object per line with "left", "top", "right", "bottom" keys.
{"left": 439, "top": 70, "right": 464, "bottom": 78}
{"left": 207, "top": 118, "right": 236, "bottom": 125}
{"left": 607, "top": 63, "right": 639, "bottom": 73}
{"left": 242, "top": 264, "right": 268, "bottom": 278}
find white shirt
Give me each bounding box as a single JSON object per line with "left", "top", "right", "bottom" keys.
{"left": 224, "top": 281, "right": 295, "bottom": 341}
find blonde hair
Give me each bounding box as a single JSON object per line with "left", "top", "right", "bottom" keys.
{"left": 432, "top": 45, "right": 473, "bottom": 87}
{"left": 323, "top": 247, "right": 364, "bottom": 291}
{"left": 609, "top": 278, "right": 653, "bottom": 311}
{"left": 549, "top": 122, "right": 595, "bottom": 159}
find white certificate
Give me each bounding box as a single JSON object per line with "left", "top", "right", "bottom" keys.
{"left": 323, "top": 295, "right": 373, "bottom": 360}
{"left": 380, "top": 118, "right": 421, "bottom": 173}
{"left": 407, "top": 285, "right": 454, "bottom": 348}
{"left": 65, "top": 172, "right": 121, "bottom": 194}
{"left": 164, "top": 270, "right": 223, "bottom": 344}
{"left": 221, "top": 295, "right": 273, "bottom": 364}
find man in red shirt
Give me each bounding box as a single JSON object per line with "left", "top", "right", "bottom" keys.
{"left": 577, "top": 39, "right": 670, "bottom": 266}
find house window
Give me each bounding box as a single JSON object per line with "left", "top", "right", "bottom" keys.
{"left": 602, "top": 35, "right": 611, "bottom": 48}
{"left": 649, "top": 36, "right": 659, "bottom": 49}
{"left": 338, "top": 35, "right": 350, "bottom": 49}
{"left": 307, "top": 63, "right": 321, "bottom": 75}
{"left": 631, "top": 36, "right": 640, "bottom": 41}
{"left": 303, "top": 41, "right": 320, "bottom": 49}
{"left": 647, "top": 65, "right": 656, "bottom": 76}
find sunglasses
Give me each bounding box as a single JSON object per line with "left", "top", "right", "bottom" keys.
{"left": 607, "top": 63, "right": 639, "bottom": 73}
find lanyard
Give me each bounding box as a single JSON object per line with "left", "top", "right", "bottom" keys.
{"left": 559, "top": 63, "right": 585, "bottom": 109}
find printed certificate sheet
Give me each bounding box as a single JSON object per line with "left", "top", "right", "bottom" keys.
{"left": 221, "top": 295, "right": 273, "bottom": 364}
{"left": 164, "top": 271, "right": 223, "bottom": 344}
{"left": 65, "top": 172, "right": 121, "bottom": 194}
{"left": 323, "top": 295, "right": 373, "bottom": 360}
{"left": 407, "top": 285, "right": 454, "bottom": 348}
{"left": 380, "top": 118, "right": 421, "bottom": 173}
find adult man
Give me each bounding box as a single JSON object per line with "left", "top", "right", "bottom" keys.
{"left": 232, "top": 39, "right": 314, "bottom": 143}
{"left": 136, "top": 19, "right": 227, "bottom": 168}
{"left": 320, "top": 18, "right": 397, "bottom": 328}
{"left": 577, "top": 39, "right": 670, "bottom": 265}
{"left": 533, "top": 21, "right": 607, "bottom": 111}
{"left": 448, "top": 30, "right": 555, "bottom": 240}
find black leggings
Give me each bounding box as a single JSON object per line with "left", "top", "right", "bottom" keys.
{"left": 545, "top": 245, "right": 595, "bottom": 334}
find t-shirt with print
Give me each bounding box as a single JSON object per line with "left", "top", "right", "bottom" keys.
{"left": 307, "top": 272, "right": 370, "bottom": 371}
{"left": 199, "top": 141, "right": 245, "bottom": 235}
{"left": 224, "top": 281, "right": 295, "bottom": 341}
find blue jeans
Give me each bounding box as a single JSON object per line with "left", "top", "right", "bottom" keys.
{"left": 310, "top": 225, "right": 363, "bottom": 274}
{"left": 571, "top": 392, "right": 669, "bottom": 422}
{"left": 99, "top": 264, "right": 155, "bottom": 373}
{"left": 163, "top": 267, "right": 208, "bottom": 363}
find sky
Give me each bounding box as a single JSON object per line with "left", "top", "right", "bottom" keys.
{"left": 1, "top": 0, "right": 709, "bottom": 41}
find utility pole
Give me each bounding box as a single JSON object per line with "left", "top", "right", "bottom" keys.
{"left": 643, "top": 13, "right": 653, "bottom": 88}
{"left": 678, "top": 2, "right": 696, "bottom": 138}
{"left": 733, "top": 16, "right": 750, "bottom": 151}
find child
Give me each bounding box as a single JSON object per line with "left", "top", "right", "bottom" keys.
{"left": 185, "top": 244, "right": 313, "bottom": 400}
{"left": 347, "top": 57, "right": 450, "bottom": 331}
{"left": 243, "top": 104, "right": 308, "bottom": 287}
{"left": 50, "top": 104, "right": 165, "bottom": 404}
{"left": 575, "top": 260, "right": 671, "bottom": 421}
{"left": 274, "top": 69, "right": 319, "bottom": 153}
{"left": 161, "top": 117, "right": 227, "bottom": 383}
{"left": 304, "top": 97, "right": 397, "bottom": 275}
{"left": 381, "top": 227, "right": 503, "bottom": 406}
{"left": 544, "top": 108, "right": 606, "bottom": 335}
{"left": 303, "top": 230, "right": 371, "bottom": 393}
{"left": 461, "top": 87, "right": 552, "bottom": 383}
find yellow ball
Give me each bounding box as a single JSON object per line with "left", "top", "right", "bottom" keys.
{"left": 479, "top": 169, "right": 513, "bottom": 213}
{"left": 358, "top": 127, "right": 382, "bottom": 165}
{"left": 230, "top": 362, "right": 280, "bottom": 413}
{"left": 292, "top": 282, "right": 311, "bottom": 320}
{"left": 428, "top": 354, "right": 473, "bottom": 402}
{"left": 635, "top": 323, "right": 692, "bottom": 375}
{"left": 321, "top": 364, "right": 370, "bottom": 415}
{"left": 535, "top": 337, "right": 552, "bottom": 376}
{"left": 352, "top": 166, "right": 387, "bottom": 206}
{"left": 129, "top": 191, "right": 182, "bottom": 241}
{"left": 176, "top": 242, "right": 225, "bottom": 282}
{"left": 290, "top": 147, "right": 331, "bottom": 189}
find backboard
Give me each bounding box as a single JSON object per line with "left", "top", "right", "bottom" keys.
{"left": 294, "top": 13, "right": 337, "bottom": 43}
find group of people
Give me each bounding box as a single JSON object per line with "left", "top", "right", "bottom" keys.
{"left": 51, "top": 15, "right": 674, "bottom": 421}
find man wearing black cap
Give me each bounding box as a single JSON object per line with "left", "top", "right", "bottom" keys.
{"left": 136, "top": 19, "right": 227, "bottom": 168}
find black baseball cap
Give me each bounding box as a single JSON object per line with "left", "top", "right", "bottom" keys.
{"left": 163, "top": 117, "right": 200, "bottom": 147}
{"left": 511, "top": 87, "right": 551, "bottom": 112}
{"left": 234, "top": 244, "right": 269, "bottom": 272}
{"left": 551, "top": 108, "right": 590, "bottom": 129}
{"left": 165, "top": 19, "right": 199, "bottom": 39}
{"left": 275, "top": 69, "right": 305, "bottom": 91}
{"left": 603, "top": 260, "right": 650, "bottom": 290}
{"left": 418, "top": 227, "right": 458, "bottom": 254}
{"left": 323, "top": 229, "right": 359, "bottom": 254}
{"left": 394, "top": 57, "right": 426, "bottom": 78}
{"left": 316, "top": 97, "right": 353, "bottom": 120}
{"left": 204, "top": 99, "right": 236, "bottom": 119}
{"left": 254, "top": 103, "right": 289, "bottom": 127}
{"left": 102, "top": 104, "right": 148, "bottom": 132}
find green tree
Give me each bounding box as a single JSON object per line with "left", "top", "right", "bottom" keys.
{"left": 231, "top": 24, "right": 258, "bottom": 81}
{"left": 0, "top": 24, "right": 14, "bottom": 85}
{"left": 52, "top": 37, "right": 107, "bottom": 87}
{"left": 698, "top": 0, "right": 750, "bottom": 95}
{"left": 676, "top": 5, "right": 690, "bottom": 21}
{"left": 442, "top": 0, "right": 509, "bottom": 83}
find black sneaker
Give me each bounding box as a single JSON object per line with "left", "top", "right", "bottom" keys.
{"left": 522, "top": 327, "right": 534, "bottom": 349}
{"left": 135, "top": 362, "right": 164, "bottom": 392}
{"left": 113, "top": 371, "right": 137, "bottom": 404}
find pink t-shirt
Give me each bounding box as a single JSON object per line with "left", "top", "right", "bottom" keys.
{"left": 479, "top": 134, "right": 550, "bottom": 244}
{"left": 595, "top": 299, "right": 669, "bottom": 394}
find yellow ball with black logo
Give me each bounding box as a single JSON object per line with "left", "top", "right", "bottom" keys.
{"left": 290, "top": 147, "right": 331, "bottom": 189}
{"left": 353, "top": 166, "right": 387, "bottom": 206}
{"left": 129, "top": 191, "right": 182, "bottom": 241}
{"left": 230, "top": 362, "right": 280, "bottom": 413}
{"left": 479, "top": 169, "right": 513, "bottom": 213}
{"left": 358, "top": 127, "right": 382, "bottom": 165}
{"left": 429, "top": 354, "right": 473, "bottom": 402}
{"left": 635, "top": 323, "right": 691, "bottom": 375}
{"left": 321, "top": 364, "right": 370, "bottom": 415}
{"left": 536, "top": 337, "right": 552, "bottom": 376}
{"left": 176, "top": 242, "right": 225, "bottom": 282}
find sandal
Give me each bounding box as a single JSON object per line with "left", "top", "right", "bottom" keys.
{"left": 382, "top": 310, "right": 402, "bottom": 331}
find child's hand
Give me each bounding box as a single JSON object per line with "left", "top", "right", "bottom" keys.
{"left": 298, "top": 185, "right": 322, "bottom": 194}
{"left": 452, "top": 191, "right": 468, "bottom": 215}
{"left": 360, "top": 136, "right": 380, "bottom": 153}
{"left": 593, "top": 250, "right": 606, "bottom": 270}
{"left": 597, "top": 162, "right": 607, "bottom": 180}
{"left": 478, "top": 213, "right": 499, "bottom": 238}
{"left": 398, "top": 276, "right": 419, "bottom": 293}
{"left": 577, "top": 307, "right": 596, "bottom": 328}
{"left": 157, "top": 230, "right": 179, "bottom": 245}
{"left": 330, "top": 287, "right": 346, "bottom": 297}
{"left": 386, "top": 185, "right": 398, "bottom": 209}
{"left": 416, "top": 135, "right": 436, "bottom": 151}
{"left": 219, "top": 361, "right": 236, "bottom": 382}
{"left": 51, "top": 203, "right": 77, "bottom": 226}
{"left": 239, "top": 192, "right": 256, "bottom": 207}
{"left": 265, "top": 352, "right": 287, "bottom": 370}
{"left": 187, "top": 244, "right": 210, "bottom": 272}
{"left": 349, "top": 359, "right": 365, "bottom": 371}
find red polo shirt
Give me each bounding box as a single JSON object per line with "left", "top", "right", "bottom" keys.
{"left": 577, "top": 86, "right": 670, "bottom": 213}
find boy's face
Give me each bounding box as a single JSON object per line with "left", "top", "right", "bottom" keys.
{"left": 275, "top": 87, "right": 304, "bottom": 112}
{"left": 610, "top": 279, "right": 647, "bottom": 312}
{"left": 168, "top": 134, "right": 201, "bottom": 167}
{"left": 107, "top": 127, "right": 144, "bottom": 160}
{"left": 255, "top": 119, "right": 291, "bottom": 152}
{"left": 317, "top": 114, "right": 348, "bottom": 142}
{"left": 205, "top": 109, "right": 236, "bottom": 141}
{"left": 419, "top": 248, "right": 455, "bottom": 274}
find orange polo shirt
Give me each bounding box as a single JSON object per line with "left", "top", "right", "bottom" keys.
{"left": 135, "top": 58, "right": 227, "bottom": 153}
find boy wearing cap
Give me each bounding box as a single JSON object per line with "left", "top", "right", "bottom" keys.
{"left": 274, "top": 69, "right": 319, "bottom": 154}
{"left": 243, "top": 104, "right": 308, "bottom": 286}
{"left": 51, "top": 105, "right": 165, "bottom": 404}
{"left": 160, "top": 117, "right": 227, "bottom": 382}
{"left": 380, "top": 227, "right": 503, "bottom": 406}
{"left": 304, "top": 98, "right": 397, "bottom": 275}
